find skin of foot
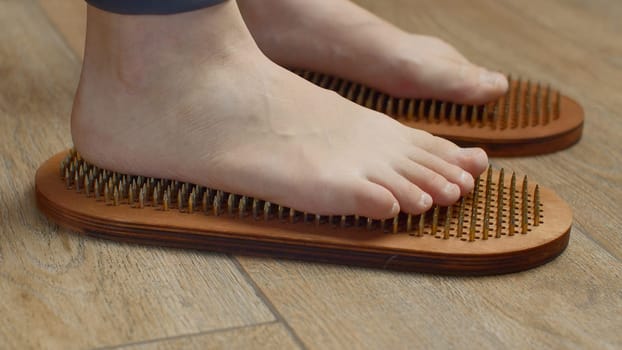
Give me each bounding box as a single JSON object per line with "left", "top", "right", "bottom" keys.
{"left": 238, "top": 0, "right": 508, "bottom": 104}
{"left": 71, "top": 1, "right": 488, "bottom": 220}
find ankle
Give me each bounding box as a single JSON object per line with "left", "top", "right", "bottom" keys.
{"left": 81, "top": 1, "right": 257, "bottom": 88}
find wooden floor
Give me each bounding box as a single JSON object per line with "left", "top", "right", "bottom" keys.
{"left": 2, "top": 0, "right": 621, "bottom": 348}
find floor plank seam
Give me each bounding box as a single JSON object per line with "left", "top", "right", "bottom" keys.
{"left": 573, "top": 221, "right": 621, "bottom": 263}
{"left": 231, "top": 256, "right": 308, "bottom": 350}
{"left": 9, "top": 1, "right": 620, "bottom": 348}
{"left": 91, "top": 320, "right": 280, "bottom": 350}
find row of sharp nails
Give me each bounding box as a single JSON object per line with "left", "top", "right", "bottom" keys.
{"left": 60, "top": 150, "right": 541, "bottom": 240}
{"left": 294, "top": 70, "right": 561, "bottom": 129}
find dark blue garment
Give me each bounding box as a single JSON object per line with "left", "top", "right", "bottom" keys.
{"left": 86, "top": 0, "right": 228, "bottom": 14}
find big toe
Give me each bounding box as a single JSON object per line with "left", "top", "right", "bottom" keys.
{"left": 412, "top": 131, "right": 489, "bottom": 179}
{"left": 415, "top": 60, "right": 508, "bottom": 105}
{"left": 456, "top": 147, "right": 489, "bottom": 177}
{"left": 451, "top": 64, "right": 508, "bottom": 104}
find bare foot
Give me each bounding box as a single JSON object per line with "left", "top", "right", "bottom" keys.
{"left": 72, "top": 2, "right": 488, "bottom": 220}
{"left": 238, "top": 0, "right": 508, "bottom": 104}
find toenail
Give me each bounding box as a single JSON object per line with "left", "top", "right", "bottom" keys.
{"left": 420, "top": 193, "right": 432, "bottom": 209}
{"left": 460, "top": 171, "right": 473, "bottom": 185}
{"left": 461, "top": 147, "right": 486, "bottom": 158}
{"left": 443, "top": 183, "right": 460, "bottom": 196}
{"left": 390, "top": 202, "right": 400, "bottom": 216}
{"left": 480, "top": 70, "right": 502, "bottom": 87}
{"left": 497, "top": 74, "right": 509, "bottom": 90}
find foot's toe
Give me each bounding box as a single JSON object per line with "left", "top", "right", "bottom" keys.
{"left": 396, "top": 161, "right": 461, "bottom": 206}
{"left": 347, "top": 179, "right": 401, "bottom": 219}
{"left": 407, "top": 58, "right": 508, "bottom": 104}
{"left": 449, "top": 64, "right": 508, "bottom": 104}
{"left": 442, "top": 63, "right": 508, "bottom": 104}
{"left": 413, "top": 132, "right": 489, "bottom": 178}
{"left": 406, "top": 150, "right": 475, "bottom": 194}
{"left": 368, "top": 171, "right": 432, "bottom": 215}
{"left": 456, "top": 147, "right": 489, "bottom": 177}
